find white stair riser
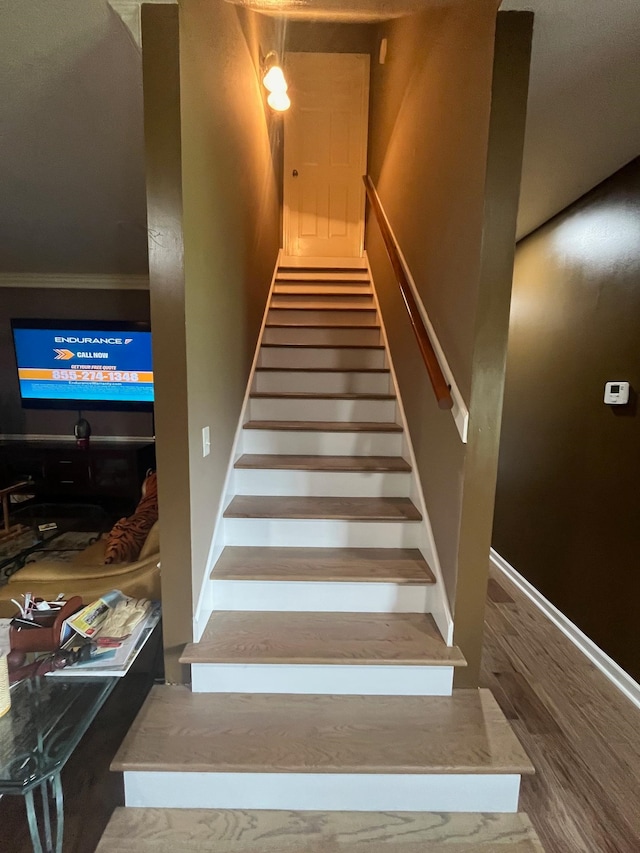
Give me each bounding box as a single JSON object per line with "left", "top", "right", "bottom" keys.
{"left": 271, "top": 295, "right": 374, "bottom": 308}
{"left": 262, "top": 327, "right": 381, "bottom": 346}
{"left": 253, "top": 370, "right": 391, "bottom": 395}
{"left": 233, "top": 468, "right": 411, "bottom": 497}
{"left": 249, "top": 397, "right": 397, "bottom": 422}
{"left": 224, "top": 518, "right": 421, "bottom": 547}
{"left": 123, "top": 772, "right": 521, "bottom": 813}
{"left": 267, "top": 309, "right": 378, "bottom": 326}
{"left": 258, "top": 347, "right": 386, "bottom": 370}
{"left": 191, "top": 664, "right": 454, "bottom": 696}
{"left": 241, "top": 429, "right": 403, "bottom": 456}
{"left": 210, "top": 579, "right": 432, "bottom": 612}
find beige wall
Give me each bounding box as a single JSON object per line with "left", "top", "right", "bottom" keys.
{"left": 179, "top": 0, "right": 281, "bottom": 613}
{"left": 494, "top": 157, "right": 640, "bottom": 681}
{"left": 366, "top": 1, "right": 499, "bottom": 603}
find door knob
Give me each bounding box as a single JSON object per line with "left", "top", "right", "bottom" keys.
{"left": 292, "top": 169, "right": 298, "bottom": 177}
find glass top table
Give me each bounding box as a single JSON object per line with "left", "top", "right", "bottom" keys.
{"left": 0, "top": 675, "right": 118, "bottom": 853}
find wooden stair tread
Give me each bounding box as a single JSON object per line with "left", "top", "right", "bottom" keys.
{"left": 98, "top": 808, "right": 545, "bottom": 852}
{"left": 235, "top": 455, "right": 410, "bottom": 472}
{"left": 274, "top": 285, "right": 372, "bottom": 294}
{"left": 276, "top": 273, "right": 370, "bottom": 279}
{"left": 271, "top": 299, "right": 374, "bottom": 307}
{"left": 269, "top": 305, "right": 377, "bottom": 312}
{"left": 224, "top": 496, "right": 422, "bottom": 521}
{"left": 265, "top": 323, "right": 380, "bottom": 329}
{"left": 181, "top": 612, "right": 465, "bottom": 667}
{"left": 255, "top": 367, "right": 390, "bottom": 373}
{"left": 211, "top": 546, "right": 436, "bottom": 584}
{"left": 249, "top": 392, "right": 395, "bottom": 401}
{"left": 111, "top": 687, "right": 535, "bottom": 775}
{"left": 243, "top": 420, "right": 403, "bottom": 432}
{"left": 260, "top": 343, "right": 385, "bottom": 349}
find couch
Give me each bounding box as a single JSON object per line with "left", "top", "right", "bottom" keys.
{"left": 0, "top": 521, "right": 161, "bottom": 618}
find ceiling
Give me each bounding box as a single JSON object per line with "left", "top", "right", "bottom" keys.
{"left": 503, "top": 0, "right": 640, "bottom": 238}
{"left": 0, "top": 0, "right": 638, "bottom": 272}
{"left": 223, "top": 0, "right": 469, "bottom": 22}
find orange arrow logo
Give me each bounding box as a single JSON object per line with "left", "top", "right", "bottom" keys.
{"left": 53, "top": 349, "right": 74, "bottom": 360}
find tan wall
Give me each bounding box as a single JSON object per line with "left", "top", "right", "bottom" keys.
{"left": 366, "top": 6, "right": 532, "bottom": 684}
{"left": 179, "top": 0, "right": 281, "bottom": 612}
{"left": 141, "top": 4, "right": 192, "bottom": 683}
{"left": 285, "top": 21, "right": 375, "bottom": 54}
{"left": 493, "top": 157, "right": 640, "bottom": 681}
{"left": 366, "top": 2, "right": 499, "bottom": 603}
{"left": 453, "top": 12, "right": 533, "bottom": 684}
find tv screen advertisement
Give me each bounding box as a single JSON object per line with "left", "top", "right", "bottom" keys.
{"left": 11, "top": 320, "right": 154, "bottom": 411}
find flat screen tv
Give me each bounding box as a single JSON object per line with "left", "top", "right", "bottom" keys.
{"left": 11, "top": 319, "right": 154, "bottom": 411}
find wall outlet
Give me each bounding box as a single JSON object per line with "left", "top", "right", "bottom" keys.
{"left": 202, "top": 425, "right": 211, "bottom": 457}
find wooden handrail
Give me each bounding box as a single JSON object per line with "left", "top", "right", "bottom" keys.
{"left": 362, "top": 175, "right": 453, "bottom": 410}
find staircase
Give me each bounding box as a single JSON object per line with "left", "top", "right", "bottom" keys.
{"left": 100, "top": 258, "right": 543, "bottom": 851}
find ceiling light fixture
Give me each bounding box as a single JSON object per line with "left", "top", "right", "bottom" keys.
{"left": 267, "top": 90, "right": 291, "bottom": 112}
{"left": 261, "top": 50, "right": 290, "bottom": 112}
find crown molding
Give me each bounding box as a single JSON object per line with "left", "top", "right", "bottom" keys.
{"left": 0, "top": 273, "right": 149, "bottom": 290}
{"left": 108, "top": 0, "right": 178, "bottom": 49}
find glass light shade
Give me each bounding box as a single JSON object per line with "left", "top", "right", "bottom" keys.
{"left": 267, "top": 90, "right": 291, "bottom": 112}
{"left": 262, "top": 65, "right": 287, "bottom": 94}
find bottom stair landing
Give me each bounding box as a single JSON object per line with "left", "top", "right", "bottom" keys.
{"left": 111, "top": 686, "right": 533, "bottom": 813}
{"left": 97, "top": 808, "right": 545, "bottom": 852}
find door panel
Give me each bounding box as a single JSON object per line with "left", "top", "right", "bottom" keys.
{"left": 284, "top": 53, "right": 370, "bottom": 258}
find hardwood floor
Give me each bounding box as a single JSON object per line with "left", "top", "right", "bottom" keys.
{"left": 97, "top": 809, "right": 545, "bottom": 851}
{"left": 481, "top": 564, "right": 640, "bottom": 852}
{"left": 2, "top": 568, "right": 639, "bottom": 851}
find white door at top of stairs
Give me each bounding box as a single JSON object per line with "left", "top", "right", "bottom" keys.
{"left": 283, "top": 52, "right": 370, "bottom": 259}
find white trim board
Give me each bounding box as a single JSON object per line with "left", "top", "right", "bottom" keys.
{"left": 364, "top": 183, "right": 469, "bottom": 443}
{"left": 0, "top": 273, "right": 149, "bottom": 290}
{"left": 490, "top": 548, "right": 640, "bottom": 712}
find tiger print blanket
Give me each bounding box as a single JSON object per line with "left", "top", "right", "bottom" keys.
{"left": 103, "top": 471, "right": 158, "bottom": 564}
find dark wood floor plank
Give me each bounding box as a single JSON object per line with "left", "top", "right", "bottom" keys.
{"left": 481, "top": 565, "right": 640, "bottom": 851}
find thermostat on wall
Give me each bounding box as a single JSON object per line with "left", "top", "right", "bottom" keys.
{"left": 604, "top": 381, "right": 630, "bottom": 405}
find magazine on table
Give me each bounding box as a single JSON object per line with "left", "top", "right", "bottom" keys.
{"left": 47, "top": 599, "right": 161, "bottom": 678}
